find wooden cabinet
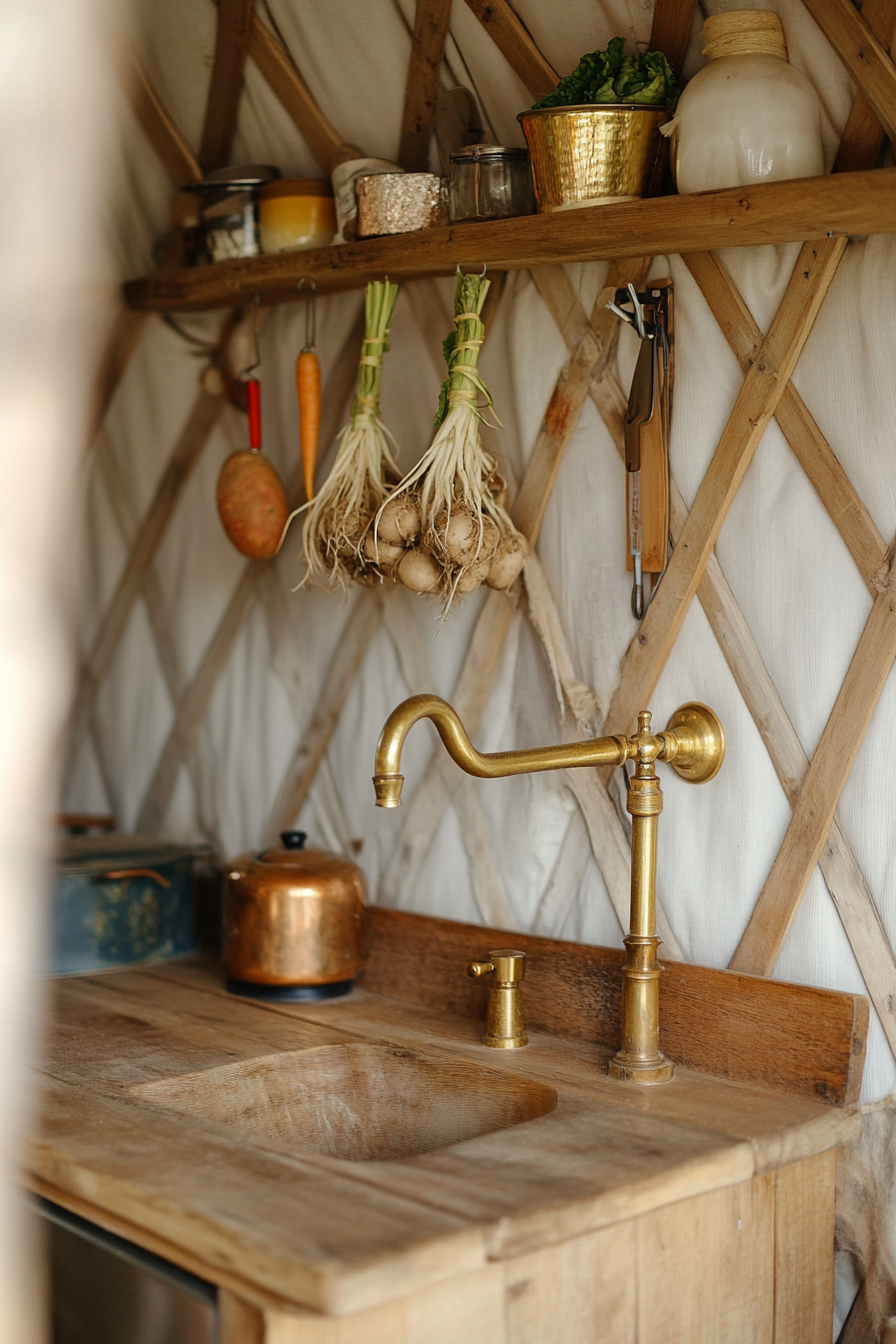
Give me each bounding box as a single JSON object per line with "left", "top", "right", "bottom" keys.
{"left": 27, "top": 912, "right": 865, "bottom": 1343}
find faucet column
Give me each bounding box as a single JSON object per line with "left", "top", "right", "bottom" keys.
{"left": 608, "top": 712, "right": 674, "bottom": 1084}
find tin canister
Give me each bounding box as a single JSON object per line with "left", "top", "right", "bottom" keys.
{"left": 51, "top": 835, "right": 213, "bottom": 975}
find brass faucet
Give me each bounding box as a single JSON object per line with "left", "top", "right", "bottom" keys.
{"left": 373, "top": 695, "right": 724, "bottom": 1083}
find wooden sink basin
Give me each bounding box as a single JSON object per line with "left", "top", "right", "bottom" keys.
{"left": 133, "top": 1042, "right": 558, "bottom": 1162}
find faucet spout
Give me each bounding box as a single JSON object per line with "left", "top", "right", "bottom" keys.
{"left": 373, "top": 694, "right": 630, "bottom": 808}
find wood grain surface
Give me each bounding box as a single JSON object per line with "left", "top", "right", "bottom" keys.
{"left": 28, "top": 928, "right": 861, "bottom": 1317}
{"left": 357, "top": 907, "right": 868, "bottom": 1104}
{"left": 123, "top": 168, "right": 896, "bottom": 310}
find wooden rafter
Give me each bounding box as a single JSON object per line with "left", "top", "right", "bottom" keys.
{"left": 399, "top": 0, "right": 453, "bottom": 172}
{"left": 801, "top": 0, "right": 896, "bottom": 146}
{"left": 128, "top": 56, "right": 202, "bottom": 187}
{"left": 648, "top": 0, "right": 699, "bottom": 74}
{"left": 462, "top": 0, "right": 557, "bottom": 99}
{"left": 833, "top": 0, "right": 895, "bottom": 173}
{"left": 244, "top": 8, "right": 351, "bottom": 171}
{"left": 199, "top": 0, "right": 253, "bottom": 171}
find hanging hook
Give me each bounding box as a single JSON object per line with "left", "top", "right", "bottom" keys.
{"left": 297, "top": 278, "right": 316, "bottom": 351}
{"left": 241, "top": 293, "right": 262, "bottom": 377}
{"left": 454, "top": 263, "right": 488, "bottom": 278}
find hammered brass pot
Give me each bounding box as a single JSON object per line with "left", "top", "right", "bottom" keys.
{"left": 224, "top": 831, "right": 367, "bottom": 1001}
{"left": 518, "top": 105, "right": 670, "bottom": 211}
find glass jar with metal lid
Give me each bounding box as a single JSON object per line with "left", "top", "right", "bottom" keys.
{"left": 196, "top": 164, "right": 281, "bottom": 263}
{"left": 448, "top": 144, "right": 536, "bottom": 223}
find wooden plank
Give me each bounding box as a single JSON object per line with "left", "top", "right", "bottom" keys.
{"left": 357, "top": 907, "right": 868, "bottom": 1104}
{"left": 648, "top": 0, "right": 699, "bottom": 76}
{"left": 219, "top": 1291, "right": 268, "bottom": 1344}
{"left": 639, "top": 1175, "right": 775, "bottom": 1344}
{"left": 123, "top": 168, "right": 896, "bottom": 311}
{"left": 833, "top": 0, "right": 895, "bottom": 173}
{"left": 146, "top": 956, "right": 859, "bottom": 1172}
{"left": 683, "top": 249, "right": 887, "bottom": 591}
{"left": 68, "top": 386, "right": 226, "bottom": 752}
{"left": 199, "top": 0, "right": 253, "bottom": 172}
{"left": 772, "top": 1152, "right": 835, "bottom": 1344}
{"left": 128, "top": 56, "right": 203, "bottom": 187}
{"left": 461, "top": 0, "right": 558, "bottom": 100}
{"left": 604, "top": 236, "right": 846, "bottom": 743}
{"left": 135, "top": 301, "right": 366, "bottom": 835}
{"left": 801, "top": 0, "right": 896, "bottom": 145}
{"left": 31, "top": 1074, "right": 486, "bottom": 1316}
{"left": 503, "top": 1223, "right": 635, "bottom": 1344}
{"left": 268, "top": 593, "right": 384, "bottom": 838}
{"left": 730, "top": 542, "right": 896, "bottom": 977}
{"left": 398, "top": 0, "right": 453, "bottom": 172}
{"left": 246, "top": 10, "right": 349, "bottom": 172}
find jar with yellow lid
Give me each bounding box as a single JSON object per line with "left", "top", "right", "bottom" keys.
{"left": 259, "top": 179, "right": 336, "bottom": 254}
{"left": 661, "top": 10, "right": 825, "bottom": 194}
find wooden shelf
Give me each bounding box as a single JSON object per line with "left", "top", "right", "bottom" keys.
{"left": 124, "top": 167, "right": 895, "bottom": 312}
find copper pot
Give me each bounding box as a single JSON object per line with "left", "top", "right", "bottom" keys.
{"left": 224, "top": 831, "right": 367, "bottom": 1001}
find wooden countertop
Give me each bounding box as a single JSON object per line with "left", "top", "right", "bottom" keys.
{"left": 27, "top": 913, "right": 864, "bottom": 1317}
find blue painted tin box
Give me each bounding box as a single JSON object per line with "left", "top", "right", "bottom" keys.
{"left": 51, "top": 836, "right": 215, "bottom": 976}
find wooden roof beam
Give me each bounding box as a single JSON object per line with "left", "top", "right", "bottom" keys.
{"left": 199, "top": 0, "right": 253, "bottom": 172}
{"left": 244, "top": 9, "right": 353, "bottom": 171}
{"left": 801, "top": 0, "right": 896, "bottom": 145}
{"left": 399, "top": 0, "right": 453, "bottom": 171}
{"left": 128, "top": 56, "right": 202, "bottom": 188}
{"left": 462, "top": 0, "right": 557, "bottom": 101}
{"left": 648, "top": 0, "right": 699, "bottom": 75}
{"left": 833, "top": 0, "right": 895, "bottom": 173}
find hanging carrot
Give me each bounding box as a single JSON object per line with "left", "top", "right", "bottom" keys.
{"left": 296, "top": 279, "right": 320, "bottom": 502}
{"left": 297, "top": 348, "right": 320, "bottom": 501}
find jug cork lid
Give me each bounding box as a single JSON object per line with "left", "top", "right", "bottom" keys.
{"left": 702, "top": 10, "right": 788, "bottom": 61}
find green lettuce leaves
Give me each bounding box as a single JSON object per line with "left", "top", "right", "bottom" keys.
{"left": 533, "top": 37, "right": 680, "bottom": 110}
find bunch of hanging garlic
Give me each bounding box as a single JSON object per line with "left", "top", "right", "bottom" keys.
{"left": 373, "top": 270, "right": 528, "bottom": 610}
{"left": 300, "top": 280, "right": 401, "bottom": 590}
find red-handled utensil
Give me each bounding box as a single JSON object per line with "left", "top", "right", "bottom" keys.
{"left": 216, "top": 304, "right": 289, "bottom": 559}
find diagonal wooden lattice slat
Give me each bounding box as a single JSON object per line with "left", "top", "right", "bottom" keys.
{"left": 534, "top": 263, "right": 896, "bottom": 1057}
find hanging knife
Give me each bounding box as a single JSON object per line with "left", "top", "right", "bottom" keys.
{"left": 624, "top": 334, "right": 657, "bottom": 619}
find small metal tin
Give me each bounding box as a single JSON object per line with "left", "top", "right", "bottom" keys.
{"left": 52, "top": 836, "right": 214, "bottom": 975}
{"left": 195, "top": 164, "right": 281, "bottom": 262}
{"left": 448, "top": 143, "right": 536, "bottom": 223}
